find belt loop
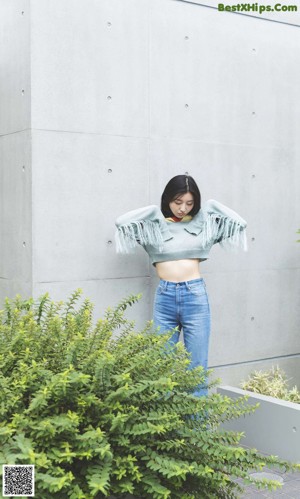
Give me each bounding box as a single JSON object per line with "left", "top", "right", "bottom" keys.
{"left": 160, "top": 279, "right": 166, "bottom": 292}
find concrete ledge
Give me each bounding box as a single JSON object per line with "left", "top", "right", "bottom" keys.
{"left": 218, "top": 386, "right": 300, "bottom": 463}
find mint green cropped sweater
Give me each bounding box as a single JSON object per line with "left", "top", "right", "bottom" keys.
{"left": 115, "top": 199, "right": 247, "bottom": 266}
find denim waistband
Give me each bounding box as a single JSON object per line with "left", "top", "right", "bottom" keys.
{"left": 159, "top": 278, "right": 204, "bottom": 287}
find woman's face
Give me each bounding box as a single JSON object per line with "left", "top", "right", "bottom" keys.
{"left": 169, "top": 192, "right": 194, "bottom": 218}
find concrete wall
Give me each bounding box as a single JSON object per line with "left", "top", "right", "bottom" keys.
{"left": 219, "top": 386, "right": 300, "bottom": 462}
{"left": 0, "top": 1, "right": 32, "bottom": 300}
{"left": 1, "top": 0, "right": 299, "bottom": 385}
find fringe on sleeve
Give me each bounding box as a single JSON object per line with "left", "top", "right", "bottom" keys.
{"left": 115, "top": 219, "right": 164, "bottom": 254}
{"left": 203, "top": 213, "right": 248, "bottom": 252}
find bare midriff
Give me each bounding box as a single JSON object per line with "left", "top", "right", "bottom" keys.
{"left": 155, "top": 259, "right": 201, "bottom": 283}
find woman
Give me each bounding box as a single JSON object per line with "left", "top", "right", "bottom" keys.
{"left": 115, "top": 175, "right": 247, "bottom": 396}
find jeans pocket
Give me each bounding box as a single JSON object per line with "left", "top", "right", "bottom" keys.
{"left": 187, "top": 283, "right": 206, "bottom": 297}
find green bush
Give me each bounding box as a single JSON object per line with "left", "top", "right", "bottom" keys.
{"left": 0, "top": 290, "right": 298, "bottom": 498}
{"left": 241, "top": 366, "right": 300, "bottom": 404}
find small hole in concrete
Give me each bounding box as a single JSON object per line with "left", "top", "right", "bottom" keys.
{"left": 21, "top": 11, "right": 25, "bottom": 15}
{"left": 293, "top": 427, "right": 297, "bottom": 432}
{"left": 107, "top": 240, "right": 112, "bottom": 245}
{"left": 107, "top": 96, "right": 112, "bottom": 101}
{"left": 21, "top": 89, "right": 25, "bottom": 95}
{"left": 185, "top": 36, "right": 189, "bottom": 40}
{"left": 252, "top": 174, "right": 256, "bottom": 178}
{"left": 107, "top": 22, "right": 112, "bottom": 27}
{"left": 252, "top": 111, "right": 256, "bottom": 115}
{"left": 22, "top": 165, "right": 25, "bottom": 172}
{"left": 108, "top": 169, "right": 112, "bottom": 173}
{"left": 185, "top": 104, "right": 189, "bottom": 109}
{"left": 251, "top": 237, "right": 255, "bottom": 241}
{"left": 251, "top": 317, "right": 255, "bottom": 321}
{"left": 185, "top": 171, "right": 189, "bottom": 175}
{"left": 23, "top": 242, "right": 26, "bottom": 247}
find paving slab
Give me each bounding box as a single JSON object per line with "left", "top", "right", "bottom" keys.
{"left": 241, "top": 467, "right": 300, "bottom": 498}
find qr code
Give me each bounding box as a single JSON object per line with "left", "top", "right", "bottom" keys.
{"left": 2, "top": 465, "right": 35, "bottom": 497}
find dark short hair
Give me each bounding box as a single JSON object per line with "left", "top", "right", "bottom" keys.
{"left": 161, "top": 175, "right": 201, "bottom": 217}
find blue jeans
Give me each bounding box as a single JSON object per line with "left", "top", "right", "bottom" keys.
{"left": 153, "top": 278, "right": 211, "bottom": 397}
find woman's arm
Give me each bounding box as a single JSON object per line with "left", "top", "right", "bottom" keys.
{"left": 115, "top": 205, "right": 172, "bottom": 254}
{"left": 204, "top": 199, "right": 248, "bottom": 251}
